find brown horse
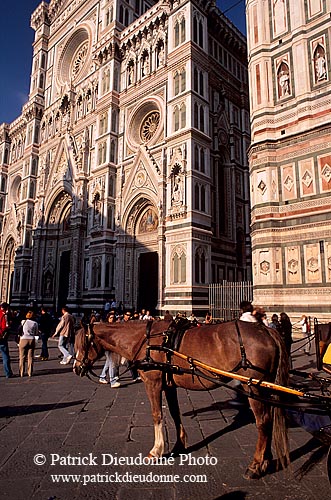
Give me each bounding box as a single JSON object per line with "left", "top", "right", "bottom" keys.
{"left": 74, "top": 319, "right": 289, "bottom": 479}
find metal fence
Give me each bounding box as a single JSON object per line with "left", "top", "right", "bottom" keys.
{"left": 209, "top": 280, "right": 253, "bottom": 322}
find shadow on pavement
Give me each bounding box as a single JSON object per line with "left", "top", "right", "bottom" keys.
{"left": 182, "top": 400, "right": 252, "bottom": 419}
{"left": 266, "top": 435, "right": 328, "bottom": 478}
{"left": 291, "top": 436, "right": 329, "bottom": 478}
{"left": 0, "top": 400, "right": 86, "bottom": 418}
{"left": 183, "top": 403, "right": 254, "bottom": 454}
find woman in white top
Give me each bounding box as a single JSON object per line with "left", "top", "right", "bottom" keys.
{"left": 142, "top": 310, "right": 153, "bottom": 320}
{"left": 19, "top": 310, "right": 38, "bottom": 377}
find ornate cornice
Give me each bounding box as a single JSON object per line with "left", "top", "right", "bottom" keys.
{"left": 31, "top": 1, "right": 49, "bottom": 31}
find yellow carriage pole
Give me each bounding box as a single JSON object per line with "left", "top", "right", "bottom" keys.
{"left": 171, "top": 350, "right": 315, "bottom": 399}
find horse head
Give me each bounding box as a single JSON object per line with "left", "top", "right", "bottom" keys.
{"left": 73, "top": 324, "right": 104, "bottom": 377}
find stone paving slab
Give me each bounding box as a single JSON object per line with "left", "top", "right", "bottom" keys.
{"left": 0, "top": 339, "right": 330, "bottom": 499}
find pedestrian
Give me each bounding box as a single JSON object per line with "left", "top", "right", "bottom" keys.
{"left": 269, "top": 313, "right": 281, "bottom": 332}
{"left": 188, "top": 312, "right": 198, "bottom": 325}
{"left": 0, "top": 302, "right": 14, "bottom": 378}
{"left": 19, "top": 311, "right": 38, "bottom": 377}
{"left": 142, "top": 310, "right": 153, "bottom": 320}
{"left": 107, "top": 311, "right": 116, "bottom": 323}
{"left": 104, "top": 299, "right": 111, "bottom": 320}
{"left": 164, "top": 310, "right": 173, "bottom": 321}
{"left": 280, "top": 312, "right": 293, "bottom": 366}
{"left": 99, "top": 351, "right": 121, "bottom": 388}
{"left": 52, "top": 306, "right": 75, "bottom": 364}
{"left": 139, "top": 308, "right": 146, "bottom": 320}
{"left": 300, "top": 314, "right": 311, "bottom": 355}
{"left": 252, "top": 306, "right": 268, "bottom": 325}
{"left": 204, "top": 311, "right": 213, "bottom": 324}
{"left": 239, "top": 301, "right": 257, "bottom": 323}
{"left": 122, "top": 311, "right": 132, "bottom": 322}
{"left": 38, "top": 307, "right": 53, "bottom": 360}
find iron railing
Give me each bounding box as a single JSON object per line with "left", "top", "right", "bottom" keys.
{"left": 209, "top": 280, "right": 253, "bottom": 322}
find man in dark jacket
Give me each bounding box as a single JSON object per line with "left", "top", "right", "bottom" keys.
{"left": 39, "top": 307, "right": 53, "bottom": 360}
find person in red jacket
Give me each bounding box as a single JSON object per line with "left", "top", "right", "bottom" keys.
{"left": 0, "top": 302, "right": 14, "bottom": 378}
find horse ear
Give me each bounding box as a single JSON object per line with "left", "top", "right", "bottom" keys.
{"left": 88, "top": 323, "right": 95, "bottom": 341}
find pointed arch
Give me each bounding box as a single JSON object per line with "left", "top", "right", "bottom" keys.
{"left": 1, "top": 237, "right": 15, "bottom": 303}
{"left": 172, "top": 245, "right": 187, "bottom": 284}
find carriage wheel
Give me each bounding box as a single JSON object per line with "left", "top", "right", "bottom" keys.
{"left": 327, "top": 446, "right": 331, "bottom": 484}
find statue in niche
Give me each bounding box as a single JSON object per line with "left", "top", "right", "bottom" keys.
{"left": 40, "top": 158, "right": 47, "bottom": 189}
{"left": 141, "top": 54, "right": 149, "bottom": 77}
{"left": 44, "top": 272, "right": 53, "bottom": 294}
{"left": 172, "top": 174, "right": 183, "bottom": 204}
{"left": 157, "top": 44, "right": 165, "bottom": 67}
{"left": 278, "top": 64, "right": 290, "bottom": 97}
{"left": 93, "top": 194, "right": 102, "bottom": 226}
{"left": 315, "top": 48, "right": 327, "bottom": 81}
{"left": 127, "top": 63, "right": 134, "bottom": 85}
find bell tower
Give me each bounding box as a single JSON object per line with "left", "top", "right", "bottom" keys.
{"left": 247, "top": 0, "right": 331, "bottom": 318}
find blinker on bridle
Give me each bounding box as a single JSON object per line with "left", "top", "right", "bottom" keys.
{"left": 77, "top": 324, "right": 96, "bottom": 377}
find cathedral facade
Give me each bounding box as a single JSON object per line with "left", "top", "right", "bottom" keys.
{"left": 0, "top": 0, "right": 251, "bottom": 315}
{"left": 247, "top": 0, "right": 331, "bottom": 318}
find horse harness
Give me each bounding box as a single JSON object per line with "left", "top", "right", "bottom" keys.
{"left": 77, "top": 320, "right": 331, "bottom": 414}
{"left": 142, "top": 318, "right": 268, "bottom": 387}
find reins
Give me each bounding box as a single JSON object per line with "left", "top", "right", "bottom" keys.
{"left": 77, "top": 320, "right": 164, "bottom": 380}
{"left": 136, "top": 345, "right": 331, "bottom": 413}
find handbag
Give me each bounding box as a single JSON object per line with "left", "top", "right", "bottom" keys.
{"left": 15, "top": 321, "right": 25, "bottom": 344}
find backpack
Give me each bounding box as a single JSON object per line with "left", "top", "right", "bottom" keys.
{"left": 0, "top": 310, "right": 9, "bottom": 341}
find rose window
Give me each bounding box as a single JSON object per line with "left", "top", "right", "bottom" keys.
{"left": 140, "top": 112, "right": 160, "bottom": 142}
{"left": 71, "top": 42, "right": 89, "bottom": 80}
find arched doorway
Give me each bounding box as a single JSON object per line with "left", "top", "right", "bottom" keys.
{"left": 1, "top": 239, "right": 15, "bottom": 303}
{"left": 43, "top": 192, "right": 73, "bottom": 311}
{"left": 138, "top": 251, "right": 158, "bottom": 313}
{"left": 124, "top": 201, "right": 159, "bottom": 313}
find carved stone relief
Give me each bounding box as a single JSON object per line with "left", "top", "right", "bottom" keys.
{"left": 305, "top": 243, "right": 321, "bottom": 283}
{"left": 281, "top": 164, "right": 296, "bottom": 200}
{"left": 286, "top": 246, "right": 301, "bottom": 284}
{"left": 298, "top": 159, "right": 315, "bottom": 196}
{"left": 318, "top": 155, "right": 331, "bottom": 192}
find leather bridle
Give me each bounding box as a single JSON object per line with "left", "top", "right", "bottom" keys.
{"left": 75, "top": 324, "right": 102, "bottom": 378}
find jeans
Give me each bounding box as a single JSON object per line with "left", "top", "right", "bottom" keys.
{"left": 58, "top": 335, "right": 71, "bottom": 359}
{"left": 40, "top": 333, "right": 49, "bottom": 358}
{"left": 100, "top": 351, "right": 120, "bottom": 383}
{"left": 0, "top": 341, "right": 13, "bottom": 377}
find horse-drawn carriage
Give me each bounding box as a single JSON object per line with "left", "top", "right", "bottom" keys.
{"left": 73, "top": 316, "right": 331, "bottom": 484}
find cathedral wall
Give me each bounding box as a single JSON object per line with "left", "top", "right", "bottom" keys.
{"left": 248, "top": 0, "right": 331, "bottom": 318}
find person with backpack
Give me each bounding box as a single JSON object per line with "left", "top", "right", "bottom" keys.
{"left": 0, "top": 302, "right": 14, "bottom": 378}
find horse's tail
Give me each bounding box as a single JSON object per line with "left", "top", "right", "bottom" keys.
{"left": 267, "top": 327, "right": 290, "bottom": 471}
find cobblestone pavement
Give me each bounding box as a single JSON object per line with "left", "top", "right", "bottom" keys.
{"left": 0, "top": 337, "right": 330, "bottom": 500}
